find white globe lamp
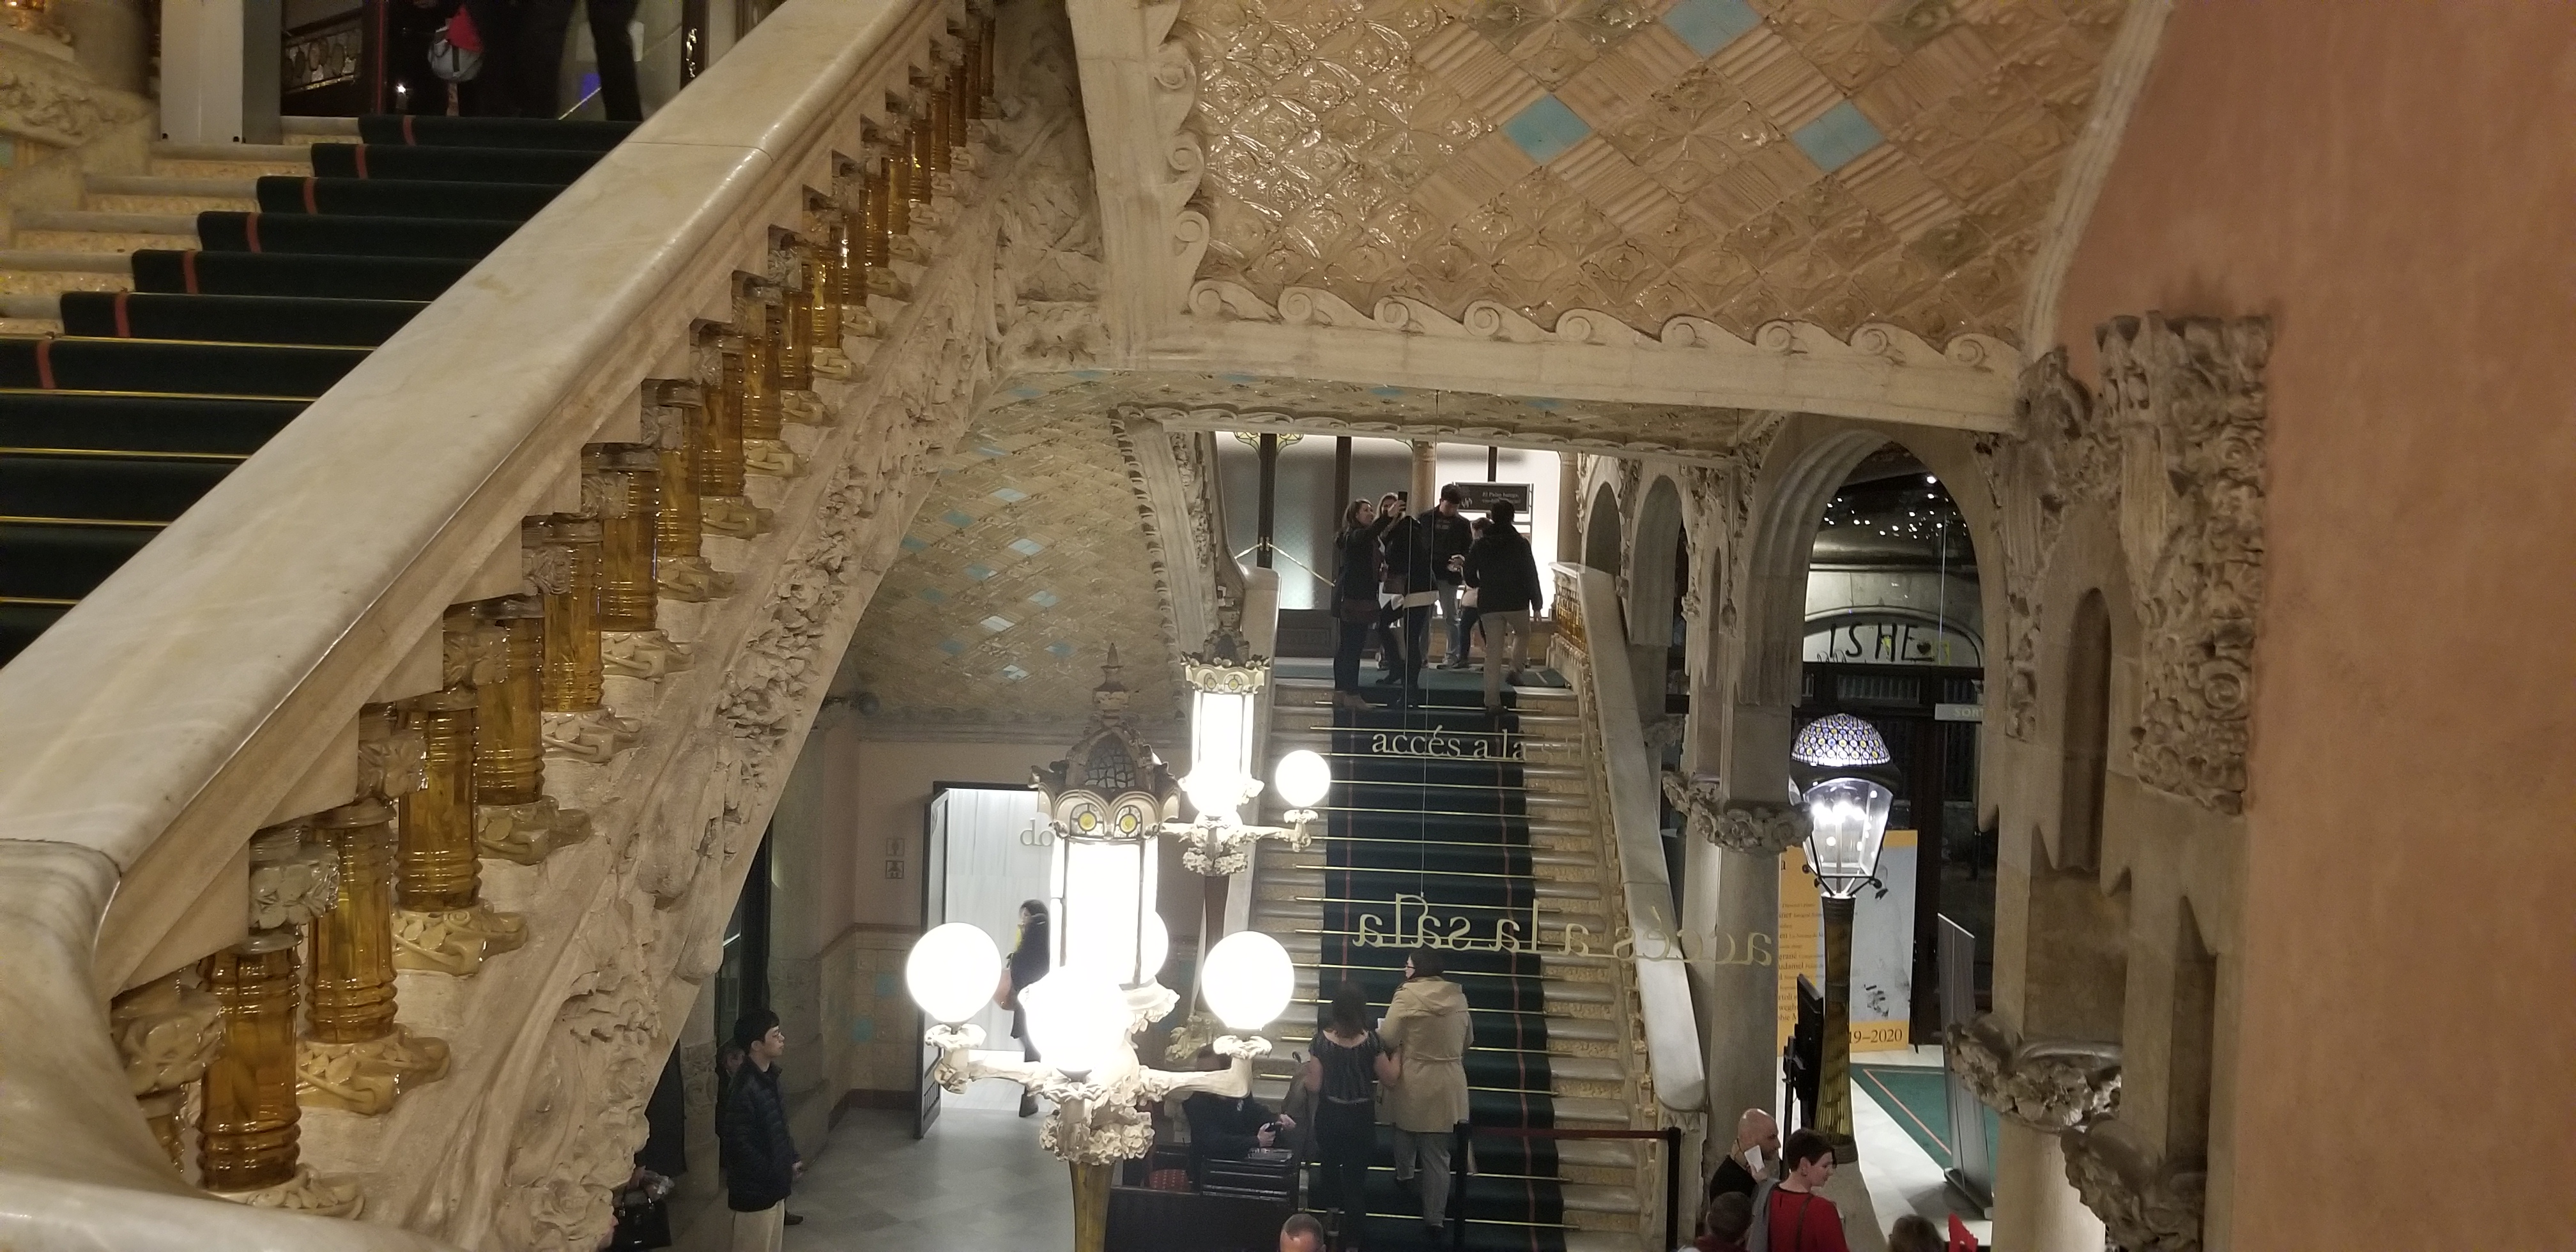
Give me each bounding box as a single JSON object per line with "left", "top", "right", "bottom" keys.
{"left": 1200, "top": 930, "right": 1295, "bottom": 1032}
{"left": 1020, "top": 964, "right": 1131, "bottom": 1079}
{"left": 906, "top": 922, "right": 1004, "bottom": 1025}
{"left": 1273, "top": 749, "right": 1331, "bottom": 816}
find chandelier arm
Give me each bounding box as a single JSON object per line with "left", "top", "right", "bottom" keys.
{"left": 1131, "top": 1035, "right": 1273, "bottom": 1103}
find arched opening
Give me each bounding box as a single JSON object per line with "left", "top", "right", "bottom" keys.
{"left": 2021, "top": 584, "right": 2128, "bottom": 1044}
{"left": 1795, "top": 442, "right": 1989, "bottom": 1042}
{"left": 1583, "top": 480, "right": 1623, "bottom": 574}
{"left": 1629, "top": 475, "right": 1691, "bottom": 908}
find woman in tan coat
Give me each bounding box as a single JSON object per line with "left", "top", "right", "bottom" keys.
{"left": 1379, "top": 949, "right": 1474, "bottom": 1239}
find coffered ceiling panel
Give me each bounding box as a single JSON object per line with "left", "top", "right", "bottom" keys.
{"left": 1176, "top": 0, "right": 2126, "bottom": 345}
{"left": 838, "top": 403, "right": 1184, "bottom": 732}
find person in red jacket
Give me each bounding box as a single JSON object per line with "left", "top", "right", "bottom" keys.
{"left": 1759, "top": 1129, "right": 1850, "bottom": 1252}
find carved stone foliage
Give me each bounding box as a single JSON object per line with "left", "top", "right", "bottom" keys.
{"left": 109, "top": 971, "right": 226, "bottom": 1096}
{"left": 2064, "top": 1117, "right": 2207, "bottom": 1252}
{"left": 1171, "top": 0, "right": 2124, "bottom": 344}
{"left": 993, "top": 4, "right": 1108, "bottom": 373}
{"left": 0, "top": 41, "right": 148, "bottom": 148}
{"left": 2097, "top": 316, "right": 2271, "bottom": 814}
{"left": 493, "top": 908, "right": 661, "bottom": 1251}
{"left": 1945, "top": 1012, "right": 2121, "bottom": 1132}
{"left": 1979, "top": 316, "right": 2270, "bottom": 816}
{"left": 1663, "top": 772, "right": 1811, "bottom": 855}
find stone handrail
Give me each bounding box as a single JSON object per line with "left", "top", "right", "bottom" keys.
{"left": 1547, "top": 563, "right": 1708, "bottom": 1119}
{"left": 0, "top": 0, "right": 1029, "bottom": 1244}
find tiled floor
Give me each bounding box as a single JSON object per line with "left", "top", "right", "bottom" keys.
{"left": 784, "top": 1103, "right": 1070, "bottom": 1252}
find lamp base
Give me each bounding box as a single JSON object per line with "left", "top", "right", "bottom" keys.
{"left": 1070, "top": 1159, "right": 1112, "bottom": 1252}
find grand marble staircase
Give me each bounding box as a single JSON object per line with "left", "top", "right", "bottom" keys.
{"left": 1246, "top": 672, "right": 1655, "bottom": 1252}
{"left": 0, "top": 119, "right": 340, "bottom": 326}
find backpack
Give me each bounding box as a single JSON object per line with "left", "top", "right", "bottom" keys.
{"left": 1743, "top": 1180, "right": 1778, "bottom": 1252}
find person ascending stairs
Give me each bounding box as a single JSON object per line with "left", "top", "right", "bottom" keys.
{"left": 1381, "top": 948, "right": 1473, "bottom": 1242}
{"left": 1462, "top": 501, "right": 1543, "bottom": 715}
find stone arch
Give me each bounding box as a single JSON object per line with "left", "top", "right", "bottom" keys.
{"left": 1719, "top": 420, "right": 2003, "bottom": 796}
{"left": 1583, "top": 479, "right": 1624, "bottom": 574}
{"left": 1627, "top": 472, "right": 1690, "bottom": 653}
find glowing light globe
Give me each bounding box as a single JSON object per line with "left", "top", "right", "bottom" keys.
{"left": 905, "top": 922, "right": 1003, "bottom": 1025}
{"left": 1020, "top": 964, "right": 1130, "bottom": 1078}
{"left": 1200, "top": 930, "right": 1294, "bottom": 1032}
{"left": 1135, "top": 912, "right": 1170, "bottom": 985}
{"left": 1274, "top": 749, "right": 1331, "bottom": 811}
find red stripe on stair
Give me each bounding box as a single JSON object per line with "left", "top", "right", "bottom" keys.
{"left": 112, "top": 292, "right": 131, "bottom": 337}
{"left": 354, "top": 145, "right": 369, "bottom": 178}
{"left": 35, "top": 338, "right": 55, "bottom": 389}
{"left": 244, "top": 213, "right": 263, "bottom": 253}
{"left": 402, "top": 114, "right": 417, "bottom": 145}
{"left": 181, "top": 250, "right": 201, "bottom": 293}
{"left": 302, "top": 178, "right": 319, "bottom": 213}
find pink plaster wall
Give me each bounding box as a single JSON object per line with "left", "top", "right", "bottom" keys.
{"left": 2053, "top": 3, "right": 2576, "bottom": 1244}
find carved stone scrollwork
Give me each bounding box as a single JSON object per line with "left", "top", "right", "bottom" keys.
{"left": 2063, "top": 1117, "right": 2207, "bottom": 1252}
{"left": 247, "top": 827, "right": 340, "bottom": 931}
{"left": 1945, "top": 1013, "right": 2122, "bottom": 1132}
{"left": 2096, "top": 315, "right": 2272, "bottom": 814}
{"left": 602, "top": 629, "right": 695, "bottom": 679}
{"left": 1984, "top": 316, "right": 2270, "bottom": 816}
{"left": 1662, "top": 772, "right": 1810, "bottom": 855}
{"left": 110, "top": 969, "right": 225, "bottom": 1168}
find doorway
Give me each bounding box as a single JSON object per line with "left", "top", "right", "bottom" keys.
{"left": 914, "top": 782, "right": 1046, "bottom": 1135}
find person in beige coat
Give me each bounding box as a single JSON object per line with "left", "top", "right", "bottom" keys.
{"left": 1379, "top": 949, "right": 1474, "bottom": 1238}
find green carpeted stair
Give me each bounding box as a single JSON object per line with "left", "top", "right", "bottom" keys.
{"left": 1253, "top": 668, "right": 1646, "bottom": 1252}
{"left": 0, "top": 115, "right": 633, "bottom": 666}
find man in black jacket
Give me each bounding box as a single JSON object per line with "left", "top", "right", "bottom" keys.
{"left": 1423, "top": 486, "right": 1476, "bottom": 668}
{"left": 1379, "top": 496, "right": 1439, "bottom": 704}
{"left": 1462, "top": 502, "right": 1544, "bottom": 714}
{"left": 723, "top": 1011, "right": 802, "bottom": 1251}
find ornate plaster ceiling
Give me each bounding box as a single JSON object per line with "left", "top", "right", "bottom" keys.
{"left": 1175, "top": 0, "right": 2125, "bottom": 346}
{"left": 995, "top": 369, "right": 1775, "bottom": 462}
{"left": 837, "top": 401, "right": 1185, "bottom": 732}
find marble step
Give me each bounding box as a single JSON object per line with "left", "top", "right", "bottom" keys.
{"left": 0, "top": 250, "right": 132, "bottom": 296}
{"left": 88, "top": 174, "right": 261, "bottom": 215}
{"left": 13, "top": 211, "right": 194, "bottom": 252}
{"left": 1252, "top": 898, "right": 1611, "bottom": 936}
{"left": 1261, "top": 866, "right": 1604, "bottom": 902}
{"left": 1289, "top": 966, "right": 1618, "bottom": 1008}
{"left": 1560, "top": 1182, "right": 1642, "bottom": 1214}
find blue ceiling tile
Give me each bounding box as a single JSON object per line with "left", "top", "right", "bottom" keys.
{"left": 1009, "top": 537, "right": 1046, "bottom": 557}
{"left": 964, "top": 563, "right": 995, "bottom": 581}
{"left": 1000, "top": 664, "right": 1030, "bottom": 681}
{"left": 918, "top": 586, "right": 947, "bottom": 603}
{"left": 1046, "top": 641, "right": 1076, "bottom": 659}
{"left": 1793, "top": 100, "right": 1883, "bottom": 174}
{"left": 1503, "top": 95, "right": 1591, "bottom": 165}
{"left": 1661, "top": 0, "right": 1761, "bottom": 58}
{"left": 937, "top": 637, "right": 965, "bottom": 655}
{"left": 981, "top": 615, "right": 1014, "bottom": 633}
{"left": 992, "top": 486, "right": 1029, "bottom": 503}
{"left": 941, "top": 509, "right": 975, "bottom": 529}
{"left": 900, "top": 535, "right": 929, "bottom": 553}
{"left": 1029, "top": 590, "right": 1061, "bottom": 608}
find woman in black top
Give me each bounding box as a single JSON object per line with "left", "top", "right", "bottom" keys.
{"left": 1303, "top": 981, "right": 1397, "bottom": 1246}
{"left": 999, "top": 899, "right": 1050, "bottom": 1116}
{"left": 1331, "top": 499, "right": 1383, "bottom": 710}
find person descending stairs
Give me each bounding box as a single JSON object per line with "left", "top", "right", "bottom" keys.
{"left": 0, "top": 115, "right": 634, "bottom": 666}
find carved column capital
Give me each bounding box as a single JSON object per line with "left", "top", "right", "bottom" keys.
{"left": 1661, "top": 772, "right": 1809, "bottom": 855}
{"left": 1945, "top": 1013, "right": 2122, "bottom": 1132}
{"left": 2063, "top": 1116, "right": 2207, "bottom": 1252}
{"left": 109, "top": 970, "right": 226, "bottom": 1096}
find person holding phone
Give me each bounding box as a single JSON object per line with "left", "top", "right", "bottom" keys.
{"left": 1707, "top": 1107, "right": 1780, "bottom": 1202}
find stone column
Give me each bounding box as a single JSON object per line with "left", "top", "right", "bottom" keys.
{"left": 1993, "top": 1123, "right": 2106, "bottom": 1251}
{"left": 1556, "top": 454, "right": 1581, "bottom": 561}
{"left": 1409, "top": 440, "right": 1438, "bottom": 513}
{"left": 158, "top": 0, "right": 281, "bottom": 143}
{"left": 1703, "top": 703, "right": 1799, "bottom": 1132}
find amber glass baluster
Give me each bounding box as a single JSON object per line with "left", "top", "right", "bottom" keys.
{"left": 588, "top": 445, "right": 661, "bottom": 634}
{"left": 201, "top": 932, "right": 302, "bottom": 1191}
{"left": 694, "top": 330, "right": 747, "bottom": 500}
{"left": 396, "top": 691, "right": 481, "bottom": 912}
{"left": 306, "top": 801, "right": 398, "bottom": 1046}
{"left": 471, "top": 596, "right": 546, "bottom": 805}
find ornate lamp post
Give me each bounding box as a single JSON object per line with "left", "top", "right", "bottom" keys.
{"left": 1174, "top": 642, "right": 1331, "bottom": 874}
{"left": 903, "top": 655, "right": 1315, "bottom": 1252}
{"left": 1791, "top": 712, "right": 1898, "bottom": 1163}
